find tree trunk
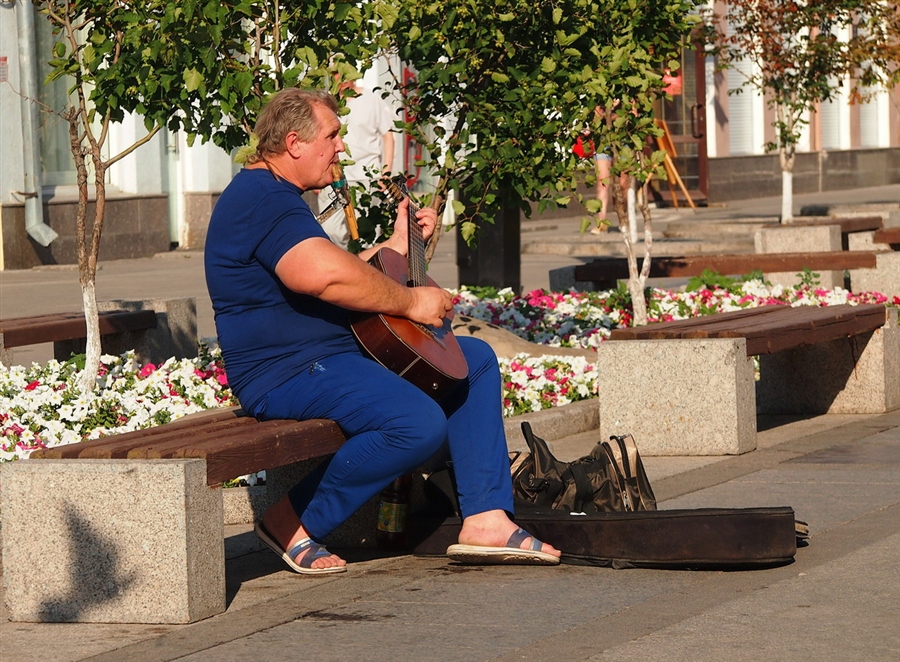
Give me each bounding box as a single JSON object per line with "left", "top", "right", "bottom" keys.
{"left": 612, "top": 175, "right": 649, "bottom": 326}
{"left": 781, "top": 168, "right": 793, "bottom": 223}
{"left": 776, "top": 103, "right": 795, "bottom": 224}
{"left": 77, "top": 281, "right": 101, "bottom": 394}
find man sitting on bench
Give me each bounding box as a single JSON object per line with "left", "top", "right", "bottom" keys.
{"left": 204, "top": 88, "right": 560, "bottom": 573}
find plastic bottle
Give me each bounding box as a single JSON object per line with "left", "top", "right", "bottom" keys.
{"left": 376, "top": 474, "right": 412, "bottom": 550}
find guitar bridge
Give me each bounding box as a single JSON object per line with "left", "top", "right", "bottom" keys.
{"left": 413, "top": 322, "right": 447, "bottom": 349}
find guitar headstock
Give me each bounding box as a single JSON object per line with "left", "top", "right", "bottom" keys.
{"left": 383, "top": 175, "right": 411, "bottom": 204}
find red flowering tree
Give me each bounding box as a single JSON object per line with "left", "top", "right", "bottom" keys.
{"left": 713, "top": 0, "right": 900, "bottom": 223}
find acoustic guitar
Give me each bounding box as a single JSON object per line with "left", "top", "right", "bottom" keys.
{"left": 349, "top": 177, "right": 468, "bottom": 399}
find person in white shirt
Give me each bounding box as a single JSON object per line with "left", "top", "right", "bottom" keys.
{"left": 317, "top": 82, "right": 396, "bottom": 248}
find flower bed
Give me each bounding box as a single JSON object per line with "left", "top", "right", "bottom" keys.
{"left": 2, "top": 280, "right": 895, "bottom": 463}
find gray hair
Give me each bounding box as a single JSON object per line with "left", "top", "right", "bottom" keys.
{"left": 248, "top": 88, "right": 339, "bottom": 163}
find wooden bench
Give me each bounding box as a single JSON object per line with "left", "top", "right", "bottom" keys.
{"left": 0, "top": 309, "right": 157, "bottom": 352}
{"left": 571, "top": 251, "right": 880, "bottom": 290}
{"left": 0, "top": 298, "right": 199, "bottom": 365}
{"left": 788, "top": 215, "right": 883, "bottom": 235}
{"left": 595, "top": 303, "right": 899, "bottom": 456}
{"left": 873, "top": 227, "right": 900, "bottom": 246}
{"left": 608, "top": 303, "right": 888, "bottom": 356}
{"left": 2, "top": 407, "right": 348, "bottom": 624}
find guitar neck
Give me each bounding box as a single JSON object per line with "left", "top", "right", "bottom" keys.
{"left": 384, "top": 177, "right": 428, "bottom": 288}
{"left": 406, "top": 198, "right": 427, "bottom": 288}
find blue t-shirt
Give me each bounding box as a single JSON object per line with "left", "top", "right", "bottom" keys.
{"left": 204, "top": 168, "right": 360, "bottom": 411}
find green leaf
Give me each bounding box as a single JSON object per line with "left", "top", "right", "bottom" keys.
{"left": 451, "top": 199, "right": 465, "bottom": 215}
{"left": 183, "top": 68, "right": 203, "bottom": 92}
{"left": 460, "top": 221, "right": 478, "bottom": 244}
{"left": 490, "top": 72, "right": 510, "bottom": 84}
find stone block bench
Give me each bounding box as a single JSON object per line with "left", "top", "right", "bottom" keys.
{"left": 1, "top": 407, "right": 347, "bottom": 624}
{"left": 0, "top": 297, "right": 198, "bottom": 365}
{"left": 549, "top": 251, "right": 881, "bottom": 292}
{"left": 754, "top": 216, "right": 887, "bottom": 289}
{"left": 596, "top": 303, "right": 898, "bottom": 456}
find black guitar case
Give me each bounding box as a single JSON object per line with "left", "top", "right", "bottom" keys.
{"left": 410, "top": 505, "right": 805, "bottom": 569}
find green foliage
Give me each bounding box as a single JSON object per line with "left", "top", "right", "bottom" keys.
{"left": 36, "top": 0, "right": 381, "bottom": 153}
{"left": 686, "top": 269, "right": 738, "bottom": 292}
{"left": 686, "top": 269, "right": 772, "bottom": 293}
{"left": 372, "top": 0, "right": 697, "bottom": 243}
{"left": 796, "top": 267, "right": 821, "bottom": 288}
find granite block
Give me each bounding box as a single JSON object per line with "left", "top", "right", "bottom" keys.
{"left": 757, "top": 308, "right": 900, "bottom": 414}
{"left": 548, "top": 265, "right": 593, "bottom": 292}
{"left": 850, "top": 252, "right": 900, "bottom": 297}
{"left": 1, "top": 459, "right": 224, "bottom": 624}
{"left": 596, "top": 338, "right": 757, "bottom": 455}
{"left": 754, "top": 224, "right": 843, "bottom": 289}
{"left": 847, "top": 231, "right": 890, "bottom": 252}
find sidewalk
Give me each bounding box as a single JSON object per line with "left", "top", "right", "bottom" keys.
{"left": 1, "top": 184, "right": 899, "bottom": 660}
{"left": 2, "top": 410, "right": 898, "bottom": 661}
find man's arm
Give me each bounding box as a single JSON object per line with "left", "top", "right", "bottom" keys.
{"left": 274, "top": 202, "right": 451, "bottom": 328}
{"left": 382, "top": 131, "right": 395, "bottom": 174}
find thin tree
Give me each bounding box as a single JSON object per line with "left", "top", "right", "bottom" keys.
{"left": 713, "top": 0, "right": 900, "bottom": 223}
{"left": 373, "top": 0, "right": 694, "bottom": 325}
{"left": 34, "top": 0, "right": 375, "bottom": 392}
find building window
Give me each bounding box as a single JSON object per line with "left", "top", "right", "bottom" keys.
{"left": 35, "top": 16, "right": 76, "bottom": 186}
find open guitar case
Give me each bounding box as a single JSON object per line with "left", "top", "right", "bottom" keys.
{"left": 410, "top": 506, "right": 805, "bottom": 569}
{"left": 409, "top": 463, "right": 807, "bottom": 570}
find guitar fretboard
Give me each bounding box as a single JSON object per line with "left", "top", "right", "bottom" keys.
{"left": 386, "top": 178, "right": 428, "bottom": 288}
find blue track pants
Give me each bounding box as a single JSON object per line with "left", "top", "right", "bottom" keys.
{"left": 250, "top": 336, "right": 514, "bottom": 540}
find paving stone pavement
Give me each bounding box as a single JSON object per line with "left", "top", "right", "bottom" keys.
{"left": 2, "top": 184, "right": 899, "bottom": 661}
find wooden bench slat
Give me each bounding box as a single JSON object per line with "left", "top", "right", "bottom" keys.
{"left": 191, "top": 420, "right": 347, "bottom": 486}
{"left": 31, "top": 407, "right": 246, "bottom": 459}
{"left": 30, "top": 409, "right": 347, "bottom": 487}
{"left": 674, "top": 304, "right": 868, "bottom": 338}
{"left": 574, "top": 251, "right": 880, "bottom": 284}
{"left": 81, "top": 418, "right": 262, "bottom": 459}
{"left": 125, "top": 417, "right": 312, "bottom": 459}
{"left": 873, "top": 227, "right": 900, "bottom": 245}
{"left": 704, "top": 306, "right": 886, "bottom": 355}
{"left": 609, "top": 304, "right": 886, "bottom": 356}
{"left": 0, "top": 310, "right": 158, "bottom": 348}
{"left": 609, "top": 307, "right": 783, "bottom": 340}
{"left": 787, "top": 216, "right": 884, "bottom": 234}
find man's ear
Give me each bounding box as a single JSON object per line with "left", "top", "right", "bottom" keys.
{"left": 285, "top": 131, "right": 305, "bottom": 158}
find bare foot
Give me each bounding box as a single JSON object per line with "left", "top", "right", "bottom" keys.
{"left": 457, "top": 509, "right": 561, "bottom": 558}
{"left": 261, "top": 494, "right": 346, "bottom": 571}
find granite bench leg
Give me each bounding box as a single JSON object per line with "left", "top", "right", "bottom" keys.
{"left": 757, "top": 308, "right": 900, "bottom": 415}
{"left": 754, "top": 224, "right": 843, "bottom": 289}
{"left": 849, "top": 252, "right": 900, "bottom": 298}
{"left": 54, "top": 297, "right": 199, "bottom": 365}
{"left": 548, "top": 265, "right": 597, "bottom": 293}
{"left": 596, "top": 338, "right": 757, "bottom": 455}
{"left": 1, "top": 458, "right": 225, "bottom": 624}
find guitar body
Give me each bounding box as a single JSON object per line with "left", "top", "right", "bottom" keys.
{"left": 350, "top": 247, "right": 468, "bottom": 399}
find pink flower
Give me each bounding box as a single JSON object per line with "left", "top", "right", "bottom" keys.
{"left": 138, "top": 363, "right": 157, "bottom": 378}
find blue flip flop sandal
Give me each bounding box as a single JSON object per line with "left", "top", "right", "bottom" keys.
{"left": 255, "top": 521, "right": 347, "bottom": 575}
{"left": 445, "top": 527, "right": 560, "bottom": 565}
